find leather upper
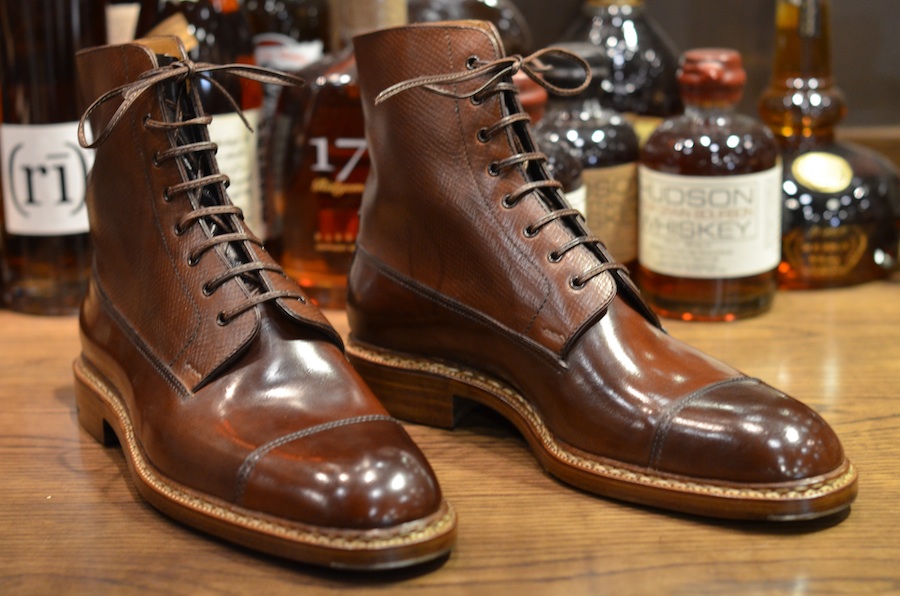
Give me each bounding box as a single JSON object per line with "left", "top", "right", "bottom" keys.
{"left": 76, "top": 38, "right": 443, "bottom": 529}
{"left": 349, "top": 21, "right": 847, "bottom": 486}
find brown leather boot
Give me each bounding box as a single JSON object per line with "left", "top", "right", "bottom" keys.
{"left": 72, "top": 37, "right": 455, "bottom": 569}
{"left": 346, "top": 21, "right": 857, "bottom": 521}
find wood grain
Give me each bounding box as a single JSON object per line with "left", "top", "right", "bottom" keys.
{"left": 1, "top": 277, "right": 898, "bottom": 594}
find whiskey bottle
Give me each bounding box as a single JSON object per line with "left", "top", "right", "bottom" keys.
{"left": 273, "top": 0, "right": 405, "bottom": 308}
{"left": 0, "top": 1, "right": 105, "bottom": 315}
{"left": 639, "top": 49, "right": 782, "bottom": 321}
{"left": 246, "top": 0, "right": 329, "bottom": 255}
{"left": 758, "top": 0, "right": 899, "bottom": 288}
{"left": 137, "top": 0, "right": 266, "bottom": 236}
{"left": 408, "top": 0, "right": 533, "bottom": 55}
{"left": 533, "top": 42, "right": 639, "bottom": 266}
{"left": 563, "top": 0, "right": 682, "bottom": 143}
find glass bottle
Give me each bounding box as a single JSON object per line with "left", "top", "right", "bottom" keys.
{"left": 639, "top": 49, "right": 782, "bottom": 322}
{"left": 0, "top": 1, "right": 106, "bottom": 315}
{"left": 758, "top": 0, "right": 899, "bottom": 288}
{"left": 533, "top": 42, "right": 639, "bottom": 266}
{"left": 136, "top": 1, "right": 266, "bottom": 236}
{"left": 246, "top": 0, "right": 330, "bottom": 256}
{"left": 273, "top": 0, "right": 405, "bottom": 308}
{"left": 408, "top": 0, "right": 533, "bottom": 55}
{"left": 563, "top": 0, "right": 682, "bottom": 144}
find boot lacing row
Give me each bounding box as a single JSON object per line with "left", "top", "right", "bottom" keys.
{"left": 78, "top": 58, "right": 307, "bottom": 324}
{"left": 375, "top": 48, "right": 629, "bottom": 290}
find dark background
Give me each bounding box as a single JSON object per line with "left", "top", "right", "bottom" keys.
{"left": 512, "top": 0, "right": 899, "bottom": 128}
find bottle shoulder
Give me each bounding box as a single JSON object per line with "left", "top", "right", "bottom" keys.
{"left": 642, "top": 113, "right": 780, "bottom": 176}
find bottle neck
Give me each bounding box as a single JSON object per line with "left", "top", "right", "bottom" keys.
{"left": 759, "top": 0, "right": 846, "bottom": 146}
{"left": 330, "top": 0, "right": 407, "bottom": 51}
{"left": 771, "top": 0, "right": 834, "bottom": 87}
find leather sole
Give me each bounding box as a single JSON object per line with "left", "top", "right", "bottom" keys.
{"left": 346, "top": 339, "right": 858, "bottom": 522}
{"left": 72, "top": 356, "right": 457, "bottom": 570}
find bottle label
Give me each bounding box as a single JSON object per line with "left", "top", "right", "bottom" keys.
{"left": 791, "top": 152, "right": 853, "bottom": 194}
{"left": 308, "top": 135, "right": 368, "bottom": 253}
{"left": 783, "top": 225, "right": 868, "bottom": 279}
{"left": 207, "top": 109, "right": 263, "bottom": 236}
{"left": 1, "top": 122, "right": 93, "bottom": 236}
{"left": 582, "top": 162, "right": 638, "bottom": 263}
{"left": 564, "top": 184, "right": 587, "bottom": 222}
{"left": 253, "top": 34, "right": 324, "bottom": 72}
{"left": 638, "top": 164, "right": 782, "bottom": 278}
{"left": 105, "top": 3, "right": 141, "bottom": 45}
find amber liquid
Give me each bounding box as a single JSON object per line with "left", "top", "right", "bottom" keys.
{"left": 0, "top": 1, "right": 104, "bottom": 314}
{"left": 757, "top": 0, "right": 899, "bottom": 288}
{"left": 639, "top": 107, "right": 781, "bottom": 321}
{"left": 276, "top": 49, "right": 367, "bottom": 308}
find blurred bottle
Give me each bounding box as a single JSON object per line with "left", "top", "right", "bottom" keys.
{"left": 273, "top": 0, "right": 405, "bottom": 308}
{"left": 563, "top": 0, "right": 681, "bottom": 143}
{"left": 534, "top": 42, "right": 639, "bottom": 266}
{"left": 0, "top": 1, "right": 105, "bottom": 314}
{"left": 639, "top": 49, "right": 781, "bottom": 321}
{"left": 758, "top": 0, "right": 899, "bottom": 288}
{"left": 408, "top": 0, "right": 533, "bottom": 55}
{"left": 136, "top": 1, "right": 266, "bottom": 236}
{"left": 106, "top": 0, "right": 141, "bottom": 44}
{"left": 246, "top": 0, "right": 329, "bottom": 254}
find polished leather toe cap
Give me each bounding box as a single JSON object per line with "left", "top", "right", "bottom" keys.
{"left": 649, "top": 378, "right": 846, "bottom": 484}
{"left": 236, "top": 417, "right": 443, "bottom": 530}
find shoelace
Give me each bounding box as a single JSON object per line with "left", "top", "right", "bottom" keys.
{"left": 376, "top": 48, "right": 629, "bottom": 290}
{"left": 78, "top": 57, "right": 306, "bottom": 325}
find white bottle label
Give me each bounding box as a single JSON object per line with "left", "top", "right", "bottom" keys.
{"left": 638, "top": 164, "right": 782, "bottom": 279}
{"left": 583, "top": 162, "right": 638, "bottom": 263}
{"left": 207, "top": 109, "right": 263, "bottom": 236}
{"left": 105, "top": 3, "right": 141, "bottom": 45}
{"left": 253, "top": 34, "right": 323, "bottom": 72}
{"left": 1, "top": 122, "right": 93, "bottom": 236}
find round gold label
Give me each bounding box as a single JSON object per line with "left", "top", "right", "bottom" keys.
{"left": 791, "top": 151, "right": 853, "bottom": 194}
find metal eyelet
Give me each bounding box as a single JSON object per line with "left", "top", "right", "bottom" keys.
{"left": 152, "top": 152, "right": 163, "bottom": 167}
{"left": 163, "top": 188, "right": 173, "bottom": 202}
{"left": 569, "top": 277, "right": 586, "bottom": 290}
{"left": 548, "top": 251, "right": 562, "bottom": 263}
{"left": 187, "top": 254, "right": 200, "bottom": 267}
{"left": 487, "top": 162, "right": 501, "bottom": 176}
{"left": 477, "top": 128, "right": 490, "bottom": 143}
{"left": 470, "top": 95, "right": 484, "bottom": 106}
{"left": 201, "top": 283, "right": 214, "bottom": 297}
{"left": 466, "top": 55, "right": 479, "bottom": 70}
{"left": 173, "top": 223, "right": 184, "bottom": 236}
{"left": 215, "top": 312, "right": 229, "bottom": 326}
{"left": 501, "top": 194, "right": 515, "bottom": 209}
{"left": 142, "top": 114, "right": 152, "bottom": 129}
{"left": 523, "top": 225, "right": 539, "bottom": 238}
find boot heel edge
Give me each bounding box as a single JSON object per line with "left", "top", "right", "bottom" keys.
{"left": 347, "top": 348, "right": 473, "bottom": 430}
{"left": 73, "top": 361, "right": 119, "bottom": 447}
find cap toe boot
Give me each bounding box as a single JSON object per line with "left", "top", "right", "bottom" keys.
{"left": 345, "top": 21, "right": 857, "bottom": 521}
{"left": 73, "top": 37, "right": 455, "bottom": 569}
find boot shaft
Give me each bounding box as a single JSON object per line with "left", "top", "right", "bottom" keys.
{"left": 77, "top": 37, "right": 339, "bottom": 390}
{"left": 352, "top": 21, "right": 655, "bottom": 358}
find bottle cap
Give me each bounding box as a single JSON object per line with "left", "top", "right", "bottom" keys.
{"left": 678, "top": 48, "right": 746, "bottom": 103}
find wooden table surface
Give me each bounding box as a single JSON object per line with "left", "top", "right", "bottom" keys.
{"left": 1, "top": 277, "right": 898, "bottom": 594}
